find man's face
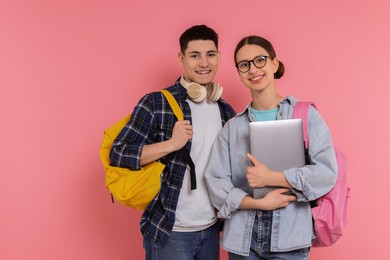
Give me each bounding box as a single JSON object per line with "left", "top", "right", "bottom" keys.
{"left": 179, "top": 40, "right": 220, "bottom": 85}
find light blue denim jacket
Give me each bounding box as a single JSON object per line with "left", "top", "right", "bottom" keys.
{"left": 205, "top": 96, "right": 337, "bottom": 255}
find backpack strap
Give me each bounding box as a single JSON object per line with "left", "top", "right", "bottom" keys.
{"left": 161, "top": 89, "right": 184, "bottom": 121}
{"left": 293, "top": 101, "right": 316, "bottom": 149}
{"left": 160, "top": 90, "right": 197, "bottom": 190}
{"left": 293, "top": 101, "right": 318, "bottom": 208}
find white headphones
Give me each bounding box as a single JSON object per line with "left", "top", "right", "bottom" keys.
{"left": 180, "top": 76, "right": 223, "bottom": 103}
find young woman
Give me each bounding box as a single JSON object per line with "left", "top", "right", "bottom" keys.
{"left": 205, "top": 36, "right": 338, "bottom": 259}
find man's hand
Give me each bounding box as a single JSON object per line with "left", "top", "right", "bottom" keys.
{"left": 168, "top": 120, "right": 193, "bottom": 152}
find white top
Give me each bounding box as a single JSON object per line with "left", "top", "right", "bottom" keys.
{"left": 172, "top": 98, "right": 222, "bottom": 232}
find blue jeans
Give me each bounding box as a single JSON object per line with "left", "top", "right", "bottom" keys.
{"left": 143, "top": 220, "right": 221, "bottom": 260}
{"left": 228, "top": 211, "right": 310, "bottom": 260}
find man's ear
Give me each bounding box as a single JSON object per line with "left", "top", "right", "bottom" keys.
{"left": 178, "top": 52, "right": 184, "bottom": 65}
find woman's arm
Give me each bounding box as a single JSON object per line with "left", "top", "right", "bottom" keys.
{"left": 246, "top": 153, "right": 293, "bottom": 189}
{"left": 239, "top": 188, "right": 296, "bottom": 211}
{"left": 283, "top": 106, "right": 338, "bottom": 201}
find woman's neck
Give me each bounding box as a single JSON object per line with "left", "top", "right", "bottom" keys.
{"left": 251, "top": 91, "right": 284, "bottom": 110}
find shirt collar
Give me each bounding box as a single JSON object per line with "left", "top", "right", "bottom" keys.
{"left": 174, "top": 77, "right": 190, "bottom": 100}
{"left": 236, "top": 95, "right": 296, "bottom": 120}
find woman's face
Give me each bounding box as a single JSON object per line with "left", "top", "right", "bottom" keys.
{"left": 235, "top": 44, "right": 279, "bottom": 93}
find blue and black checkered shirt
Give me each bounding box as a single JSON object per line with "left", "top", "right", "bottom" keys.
{"left": 110, "top": 78, "right": 236, "bottom": 247}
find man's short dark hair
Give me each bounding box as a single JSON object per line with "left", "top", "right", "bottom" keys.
{"left": 179, "top": 25, "right": 218, "bottom": 53}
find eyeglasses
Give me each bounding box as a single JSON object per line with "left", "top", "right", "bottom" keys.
{"left": 235, "top": 55, "right": 269, "bottom": 73}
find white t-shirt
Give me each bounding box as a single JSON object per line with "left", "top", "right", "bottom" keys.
{"left": 172, "top": 98, "right": 222, "bottom": 232}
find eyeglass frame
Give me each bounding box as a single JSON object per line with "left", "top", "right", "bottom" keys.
{"left": 235, "top": 55, "right": 270, "bottom": 73}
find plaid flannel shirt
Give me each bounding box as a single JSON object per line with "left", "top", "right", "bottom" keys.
{"left": 110, "top": 78, "right": 236, "bottom": 247}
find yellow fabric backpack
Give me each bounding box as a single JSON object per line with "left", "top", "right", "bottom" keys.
{"left": 100, "top": 90, "right": 183, "bottom": 210}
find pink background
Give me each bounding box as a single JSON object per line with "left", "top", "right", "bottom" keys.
{"left": 1, "top": 0, "right": 389, "bottom": 259}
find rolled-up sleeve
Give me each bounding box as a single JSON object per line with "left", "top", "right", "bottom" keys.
{"left": 109, "top": 94, "right": 155, "bottom": 170}
{"left": 284, "top": 106, "right": 338, "bottom": 202}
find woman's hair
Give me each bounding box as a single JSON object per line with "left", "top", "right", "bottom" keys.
{"left": 234, "top": 35, "right": 285, "bottom": 79}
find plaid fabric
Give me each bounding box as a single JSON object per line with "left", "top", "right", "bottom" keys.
{"left": 110, "top": 78, "right": 236, "bottom": 247}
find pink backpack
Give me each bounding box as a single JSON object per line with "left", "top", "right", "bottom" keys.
{"left": 293, "top": 101, "right": 350, "bottom": 247}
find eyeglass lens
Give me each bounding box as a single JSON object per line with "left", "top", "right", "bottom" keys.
{"left": 237, "top": 56, "right": 268, "bottom": 72}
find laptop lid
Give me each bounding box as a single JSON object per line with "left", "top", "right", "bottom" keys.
{"left": 249, "top": 119, "right": 305, "bottom": 199}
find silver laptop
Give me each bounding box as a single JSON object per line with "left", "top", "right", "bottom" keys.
{"left": 249, "top": 119, "right": 305, "bottom": 199}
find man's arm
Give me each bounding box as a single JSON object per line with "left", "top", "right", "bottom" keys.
{"left": 140, "top": 120, "right": 193, "bottom": 165}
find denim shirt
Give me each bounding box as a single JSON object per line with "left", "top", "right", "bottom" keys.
{"left": 205, "top": 96, "right": 337, "bottom": 255}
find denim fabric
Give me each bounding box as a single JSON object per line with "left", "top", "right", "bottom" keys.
{"left": 228, "top": 211, "right": 310, "bottom": 259}
{"left": 143, "top": 221, "right": 221, "bottom": 260}
{"left": 205, "top": 96, "right": 338, "bottom": 254}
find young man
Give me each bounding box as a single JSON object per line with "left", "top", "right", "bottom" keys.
{"left": 110, "top": 25, "right": 236, "bottom": 260}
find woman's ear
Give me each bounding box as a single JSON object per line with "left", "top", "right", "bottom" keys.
{"left": 272, "top": 58, "right": 279, "bottom": 74}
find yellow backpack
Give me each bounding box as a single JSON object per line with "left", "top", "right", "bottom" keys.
{"left": 99, "top": 90, "right": 183, "bottom": 210}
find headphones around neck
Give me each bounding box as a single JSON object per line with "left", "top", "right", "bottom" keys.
{"left": 180, "top": 77, "right": 223, "bottom": 103}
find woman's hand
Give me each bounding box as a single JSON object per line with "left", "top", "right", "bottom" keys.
{"left": 259, "top": 188, "right": 297, "bottom": 210}
{"left": 246, "top": 153, "right": 271, "bottom": 188}
{"left": 239, "top": 188, "right": 296, "bottom": 211}
{"left": 246, "top": 153, "right": 293, "bottom": 189}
